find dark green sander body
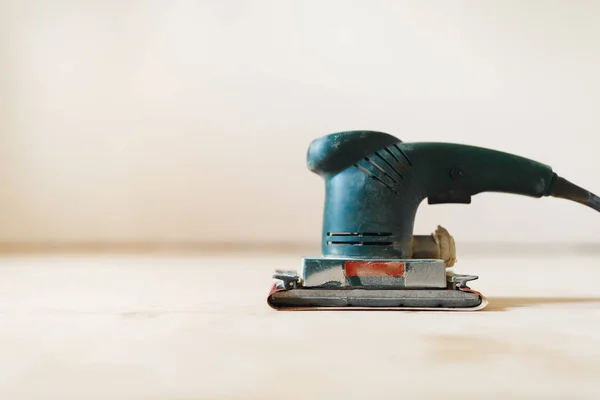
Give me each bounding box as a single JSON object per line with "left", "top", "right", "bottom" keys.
{"left": 267, "top": 130, "right": 600, "bottom": 311}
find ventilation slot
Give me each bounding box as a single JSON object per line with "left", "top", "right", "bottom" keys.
{"left": 327, "top": 232, "right": 394, "bottom": 246}
{"left": 327, "top": 241, "right": 393, "bottom": 246}
{"left": 383, "top": 147, "right": 408, "bottom": 172}
{"left": 394, "top": 144, "right": 413, "bottom": 166}
{"left": 353, "top": 164, "right": 398, "bottom": 194}
{"left": 364, "top": 156, "right": 400, "bottom": 185}
{"left": 374, "top": 151, "right": 404, "bottom": 179}
{"left": 327, "top": 232, "right": 392, "bottom": 237}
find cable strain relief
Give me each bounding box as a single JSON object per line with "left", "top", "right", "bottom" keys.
{"left": 544, "top": 172, "right": 559, "bottom": 197}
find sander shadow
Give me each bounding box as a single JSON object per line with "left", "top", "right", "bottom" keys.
{"left": 482, "top": 296, "right": 600, "bottom": 312}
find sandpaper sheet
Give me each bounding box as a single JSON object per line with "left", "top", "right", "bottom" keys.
{"left": 267, "top": 283, "right": 488, "bottom": 311}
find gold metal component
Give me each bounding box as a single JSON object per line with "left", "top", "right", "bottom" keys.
{"left": 411, "top": 225, "right": 456, "bottom": 267}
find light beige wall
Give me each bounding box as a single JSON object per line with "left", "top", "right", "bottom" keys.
{"left": 1, "top": 0, "right": 600, "bottom": 246}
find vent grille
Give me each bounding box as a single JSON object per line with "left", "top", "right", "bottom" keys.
{"left": 327, "top": 232, "right": 392, "bottom": 237}
{"left": 353, "top": 144, "right": 412, "bottom": 194}
{"left": 327, "top": 241, "right": 393, "bottom": 246}
{"left": 326, "top": 232, "right": 393, "bottom": 246}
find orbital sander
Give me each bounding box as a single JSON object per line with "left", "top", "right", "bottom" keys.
{"left": 267, "top": 130, "right": 600, "bottom": 311}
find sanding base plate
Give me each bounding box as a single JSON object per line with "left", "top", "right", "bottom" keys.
{"left": 267, "top": 287, "right": 488, "bottom": 311}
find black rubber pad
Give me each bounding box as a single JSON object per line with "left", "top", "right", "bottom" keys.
{"left": 268, "top": 288, "right": 482, "bottom": 309}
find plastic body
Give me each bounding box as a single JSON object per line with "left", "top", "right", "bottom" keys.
{"left": 307, "top": 131, "right": 556, "bottom": 258}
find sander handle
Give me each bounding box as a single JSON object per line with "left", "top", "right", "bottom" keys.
{"left": 400, "top": 141, "right": 600, "bottom": 213}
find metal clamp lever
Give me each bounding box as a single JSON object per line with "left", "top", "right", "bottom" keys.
{"left": 448, "top": 274, "right": 479, "bottom": 289}
{"left": 273, "top": 270, "right": 301, "bottom": 290}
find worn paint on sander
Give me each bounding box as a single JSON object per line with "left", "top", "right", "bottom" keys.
{"left": 344, "top": 261, "right": 406, "bottom": 277}
{"left": 268, "top": 130, "right": 600, "bottom": 311}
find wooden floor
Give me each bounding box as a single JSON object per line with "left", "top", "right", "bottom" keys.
{"left": 1, "top": 251, "right": 600, "bottom": 399}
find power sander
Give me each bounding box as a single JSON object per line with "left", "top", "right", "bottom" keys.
{"left": 267, "top": 130, "right": 600, "bottom": 311}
